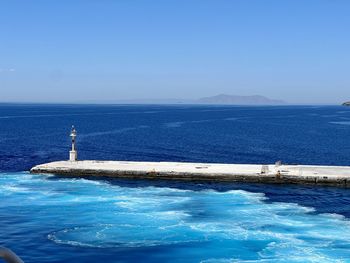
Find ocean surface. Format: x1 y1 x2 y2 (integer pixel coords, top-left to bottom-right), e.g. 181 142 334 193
1 104 350 262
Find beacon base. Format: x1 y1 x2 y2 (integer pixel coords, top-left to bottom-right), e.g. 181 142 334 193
69 150 78 162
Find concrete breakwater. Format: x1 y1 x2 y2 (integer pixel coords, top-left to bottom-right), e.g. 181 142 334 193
30 160 350 187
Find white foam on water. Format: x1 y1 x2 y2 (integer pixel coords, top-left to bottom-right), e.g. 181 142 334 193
142 111 163 114
164 119 218 128
329 121 350 125
321 213 346 220
79 125 149 139
76 178 105 186
114 194 191 211
164 121 185 128
191 119 215 123
0 185 30 193
204 189 268 203
46 185 350 261
3 172 350 261
48 224 207 248
321 115 339 118
150 210 191 219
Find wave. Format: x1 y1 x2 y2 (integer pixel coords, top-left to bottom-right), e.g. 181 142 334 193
164 117 241 128
0 185 30 193
79 125 149 138
48 224 206 248
44 187 350 263
329 121 350 125
2 172 350 261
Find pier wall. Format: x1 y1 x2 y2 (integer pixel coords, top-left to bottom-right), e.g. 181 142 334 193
30 160 350 187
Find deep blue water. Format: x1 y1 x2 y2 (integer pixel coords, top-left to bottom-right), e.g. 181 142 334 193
1 104 350 262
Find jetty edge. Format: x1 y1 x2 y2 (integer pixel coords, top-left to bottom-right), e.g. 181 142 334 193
30 127 350 187
30 160 350 187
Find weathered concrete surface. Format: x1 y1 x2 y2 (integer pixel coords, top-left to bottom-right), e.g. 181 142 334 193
30 160 350 187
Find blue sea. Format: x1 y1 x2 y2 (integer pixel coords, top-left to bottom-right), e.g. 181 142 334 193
1 104 350 263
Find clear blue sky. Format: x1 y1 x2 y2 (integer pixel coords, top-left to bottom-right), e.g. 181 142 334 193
1 0 349 104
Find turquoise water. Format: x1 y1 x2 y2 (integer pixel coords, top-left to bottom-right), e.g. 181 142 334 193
2 104 350 262
1 172 350 262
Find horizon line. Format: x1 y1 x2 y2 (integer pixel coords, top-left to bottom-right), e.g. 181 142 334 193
0 101 344 106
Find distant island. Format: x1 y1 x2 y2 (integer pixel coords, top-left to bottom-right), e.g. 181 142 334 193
197 94 286 105
342 101 350 106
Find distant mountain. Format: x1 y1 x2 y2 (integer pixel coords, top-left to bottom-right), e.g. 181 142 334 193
197 94 286 105
70 94 286 105
342 101 350 106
